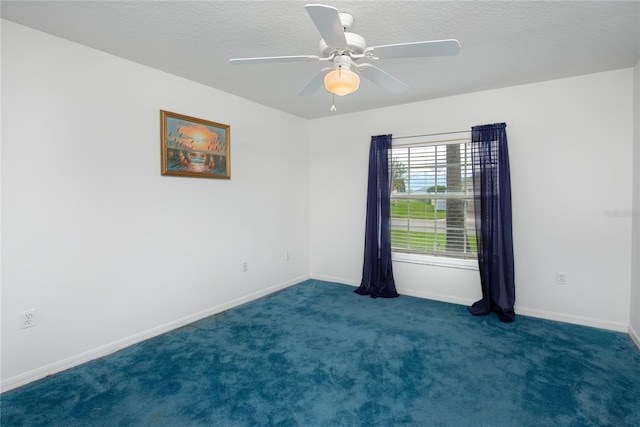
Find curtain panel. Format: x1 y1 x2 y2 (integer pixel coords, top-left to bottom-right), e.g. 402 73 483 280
355 134 399 298
468 123 516 322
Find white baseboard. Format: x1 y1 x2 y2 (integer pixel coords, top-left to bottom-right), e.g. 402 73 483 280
311 274 360 287
312 275 475 307
5 274 632 393
629 325 640 350
312 275 631 333
397 287 477 307
0 274 310 394
513 306 629 332
312 274 477 306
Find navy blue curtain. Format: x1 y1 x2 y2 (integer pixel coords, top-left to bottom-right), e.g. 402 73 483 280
468 123 516 322
355 134 399 298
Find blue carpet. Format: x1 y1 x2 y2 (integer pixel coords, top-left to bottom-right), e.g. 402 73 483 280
2 279 639 426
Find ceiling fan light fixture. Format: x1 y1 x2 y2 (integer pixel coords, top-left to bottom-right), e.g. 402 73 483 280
324 65 360 96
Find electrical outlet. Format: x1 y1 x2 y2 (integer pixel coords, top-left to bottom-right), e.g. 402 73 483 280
21 309 37 329
557 272 568 285
242 262 248 272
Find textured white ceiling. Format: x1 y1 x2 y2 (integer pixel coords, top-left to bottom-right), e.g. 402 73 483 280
2 1 639 119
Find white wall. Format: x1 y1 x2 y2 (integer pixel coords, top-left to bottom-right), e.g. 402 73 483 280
631 60 640 346
1 21 310 390
310 68 634 331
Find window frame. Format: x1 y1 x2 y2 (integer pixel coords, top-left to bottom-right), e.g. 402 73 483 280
389 133 478 269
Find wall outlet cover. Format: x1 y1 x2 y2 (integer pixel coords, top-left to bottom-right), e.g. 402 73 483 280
21 309 37 329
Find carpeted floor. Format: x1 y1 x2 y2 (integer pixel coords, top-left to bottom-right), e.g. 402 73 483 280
2 279 639 426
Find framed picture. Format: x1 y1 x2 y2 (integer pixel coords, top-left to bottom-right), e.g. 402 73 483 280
160 110 230 179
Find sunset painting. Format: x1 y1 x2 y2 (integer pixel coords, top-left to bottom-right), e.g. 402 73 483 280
160 111 230 179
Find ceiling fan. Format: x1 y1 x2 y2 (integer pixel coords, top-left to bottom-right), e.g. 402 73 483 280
229 4 461 98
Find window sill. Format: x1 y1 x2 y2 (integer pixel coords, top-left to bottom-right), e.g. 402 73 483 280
392 252 479 270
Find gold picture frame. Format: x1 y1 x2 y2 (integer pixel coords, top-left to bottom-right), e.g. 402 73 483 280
160 110 230 179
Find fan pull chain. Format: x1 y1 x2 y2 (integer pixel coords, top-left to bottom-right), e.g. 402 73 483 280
330 66 342 111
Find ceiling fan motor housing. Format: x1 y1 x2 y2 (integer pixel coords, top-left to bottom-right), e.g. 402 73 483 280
319 32 366 57
332 54 355 70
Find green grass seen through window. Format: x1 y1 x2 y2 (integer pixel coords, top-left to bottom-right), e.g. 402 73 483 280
390 199 446 220
392 230 477 254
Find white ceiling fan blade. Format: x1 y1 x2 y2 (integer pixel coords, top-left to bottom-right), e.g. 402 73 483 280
230 55 319 65
369 39 461 59
305 4 347 48
297 67 331 96
359 65 409 94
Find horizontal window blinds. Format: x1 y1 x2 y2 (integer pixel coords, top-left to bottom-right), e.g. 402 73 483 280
390 131 476 259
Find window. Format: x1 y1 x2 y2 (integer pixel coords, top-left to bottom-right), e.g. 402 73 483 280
390 133 477 260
